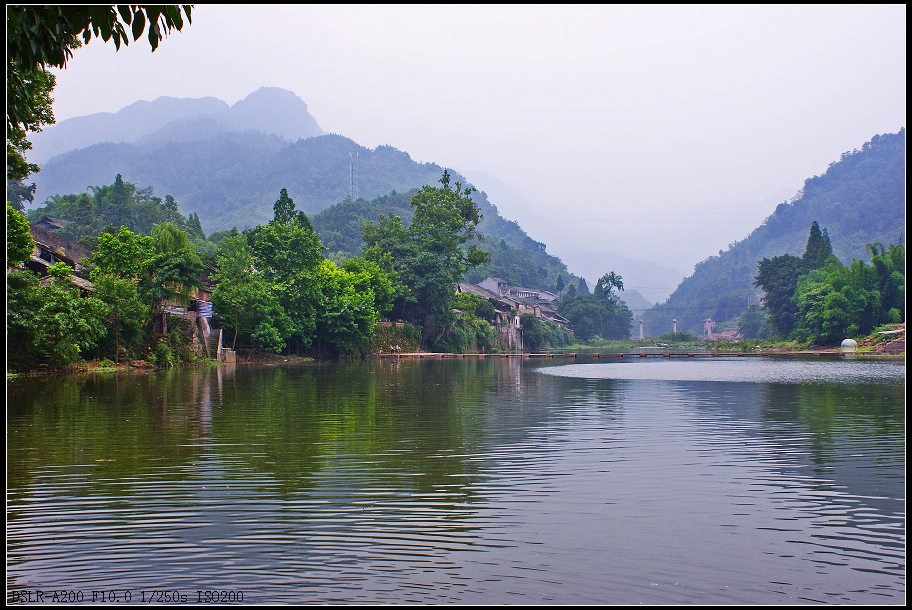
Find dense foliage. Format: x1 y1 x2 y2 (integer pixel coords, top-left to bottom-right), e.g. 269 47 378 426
443 293 499 353
753 221 833 337
557 272 633 341
209 189 402 357
311 183 583 294
7 202 35 265
26 174 205 247
12 172 574 363
754 222 904 344
7 207 125 369
360 172 490 346
6 64 55 181
519 314 572 352
643 129 905 335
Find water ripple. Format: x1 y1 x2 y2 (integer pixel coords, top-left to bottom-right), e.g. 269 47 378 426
7 359 905 604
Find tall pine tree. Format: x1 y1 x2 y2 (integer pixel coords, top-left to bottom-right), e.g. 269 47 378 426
802 220 833 270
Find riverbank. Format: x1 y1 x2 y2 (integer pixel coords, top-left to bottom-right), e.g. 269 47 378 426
553 331 905 358
10 341 902 379
6 352 316 379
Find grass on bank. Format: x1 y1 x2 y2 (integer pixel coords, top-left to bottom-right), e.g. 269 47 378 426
555 324 904 356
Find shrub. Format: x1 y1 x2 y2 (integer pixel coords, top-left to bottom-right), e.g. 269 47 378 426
153 341 174 367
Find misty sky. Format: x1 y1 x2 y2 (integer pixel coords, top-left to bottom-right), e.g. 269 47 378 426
45 5 906 297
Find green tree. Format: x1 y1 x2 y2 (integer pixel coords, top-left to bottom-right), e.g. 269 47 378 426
212 276 293 353
558 291 632 341
595 271 624 297
340 254 404 316
244 189 326 351
558 270 631 342
802 220 833 270
6 63 55 181
143 223 203 330
519 313 571 351
314 259 379 354
866 243 905 323
792 260 865 344
520 313 548 352
362 171 490 330
6 267 41 370
248 189 325 282
754 253 806 337
32 268 110 369
271 187 313 229
210 234 292 352
754 222 834 338
736 304 771 339
186 211 206 240
7 203 35 266
577 277 590 295
7 179 37 211
31 176 194 240
92 272 149 362
91 226 154 280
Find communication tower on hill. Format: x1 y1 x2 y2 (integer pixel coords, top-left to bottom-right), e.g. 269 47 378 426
349 151 359 200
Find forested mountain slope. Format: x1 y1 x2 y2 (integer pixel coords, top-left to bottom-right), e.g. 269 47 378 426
641 128 905 336
29 88 580 294
33 130 453 232
313 185 580 291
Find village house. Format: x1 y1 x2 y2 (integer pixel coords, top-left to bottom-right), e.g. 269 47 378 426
25 222 95 295
478 277 558 304
458 276 571 334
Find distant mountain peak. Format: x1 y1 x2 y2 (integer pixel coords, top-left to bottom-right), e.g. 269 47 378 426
226 87 323 142
28 87 323 163
233 86 308 106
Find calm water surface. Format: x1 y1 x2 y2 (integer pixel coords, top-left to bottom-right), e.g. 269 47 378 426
7 357 905 604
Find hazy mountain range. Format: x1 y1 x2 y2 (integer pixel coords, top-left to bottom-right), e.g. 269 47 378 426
28 87 324 164
27 87 663 303
24 88 903 325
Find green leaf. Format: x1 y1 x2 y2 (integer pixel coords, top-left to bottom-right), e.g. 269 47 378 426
148 20 161 50
132 9 145 41
117 5 132 24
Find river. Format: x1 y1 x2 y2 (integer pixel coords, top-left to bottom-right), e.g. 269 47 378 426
7 357 905 604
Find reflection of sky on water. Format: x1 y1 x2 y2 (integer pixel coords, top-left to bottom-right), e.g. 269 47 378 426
535 358 905 384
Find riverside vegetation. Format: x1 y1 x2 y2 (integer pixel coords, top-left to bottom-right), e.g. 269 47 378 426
8 185 903 374
8 172 611 373
750 221 904 346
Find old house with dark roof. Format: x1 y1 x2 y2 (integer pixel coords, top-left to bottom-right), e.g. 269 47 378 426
24 224 95 294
